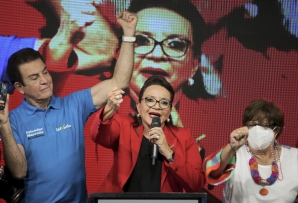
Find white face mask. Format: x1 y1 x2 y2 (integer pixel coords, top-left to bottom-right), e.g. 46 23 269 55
248 125 275 150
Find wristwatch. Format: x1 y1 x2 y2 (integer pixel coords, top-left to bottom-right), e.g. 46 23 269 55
166 152 175 163
122 36 136 42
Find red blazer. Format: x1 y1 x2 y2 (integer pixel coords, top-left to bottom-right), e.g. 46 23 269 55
90 108 206 192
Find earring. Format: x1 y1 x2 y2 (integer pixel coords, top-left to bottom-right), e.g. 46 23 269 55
166 118 170 122
137 113 140 117
188 78 194 86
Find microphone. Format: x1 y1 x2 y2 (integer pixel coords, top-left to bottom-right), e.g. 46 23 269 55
150 117 161 165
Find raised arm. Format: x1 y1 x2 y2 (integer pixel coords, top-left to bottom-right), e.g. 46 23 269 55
0 95 27 179
91 11 137 109
101 87 125 121
90 87 124 147
208 126 248 179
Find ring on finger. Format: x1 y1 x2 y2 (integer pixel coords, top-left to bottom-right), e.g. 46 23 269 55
115 95 120 100
156 135 160 140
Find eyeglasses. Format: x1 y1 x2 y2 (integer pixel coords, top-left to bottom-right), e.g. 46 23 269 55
134 34 192 58
142 97 171 109
246 121 276 130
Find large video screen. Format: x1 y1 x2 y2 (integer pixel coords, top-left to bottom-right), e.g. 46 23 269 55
0 0 297 202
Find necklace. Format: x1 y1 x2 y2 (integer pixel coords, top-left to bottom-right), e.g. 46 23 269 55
246 143 279 196
249 157 278 195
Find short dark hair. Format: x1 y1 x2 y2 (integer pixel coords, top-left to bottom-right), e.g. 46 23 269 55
242 99 284 138
139 76 175 104
6 48 44 86
128 0 206 57
132 76 175 127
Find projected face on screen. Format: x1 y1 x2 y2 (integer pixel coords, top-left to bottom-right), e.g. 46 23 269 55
129 8 198 105
1 1 298 201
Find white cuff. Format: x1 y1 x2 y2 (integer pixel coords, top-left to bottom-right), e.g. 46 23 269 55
122 36 136 42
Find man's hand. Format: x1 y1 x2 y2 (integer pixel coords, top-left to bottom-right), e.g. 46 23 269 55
0 166 3 179
0 94 10 127
116 11 138 37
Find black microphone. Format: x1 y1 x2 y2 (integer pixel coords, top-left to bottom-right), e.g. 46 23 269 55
150 117 161 165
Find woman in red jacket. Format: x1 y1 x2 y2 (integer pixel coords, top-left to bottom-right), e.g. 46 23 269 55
90 76 205 192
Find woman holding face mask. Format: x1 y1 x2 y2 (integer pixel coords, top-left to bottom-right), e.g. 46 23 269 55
204 99 298 203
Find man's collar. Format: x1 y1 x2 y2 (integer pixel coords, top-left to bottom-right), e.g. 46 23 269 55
22 95 61 115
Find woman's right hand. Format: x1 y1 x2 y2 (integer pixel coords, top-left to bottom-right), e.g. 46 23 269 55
229 126 248 152
209 127 248 179
102 87 125 121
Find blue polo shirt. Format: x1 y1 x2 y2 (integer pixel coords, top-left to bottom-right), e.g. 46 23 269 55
9 88 96 203
0 36 36 94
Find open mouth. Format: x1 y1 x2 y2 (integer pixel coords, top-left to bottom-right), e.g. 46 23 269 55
149 112 161 117
140 68 169 78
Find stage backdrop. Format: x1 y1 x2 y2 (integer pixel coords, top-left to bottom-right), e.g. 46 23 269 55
0 1 297 202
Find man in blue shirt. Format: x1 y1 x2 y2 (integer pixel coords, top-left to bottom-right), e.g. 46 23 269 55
0 11 137 203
